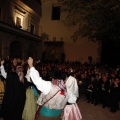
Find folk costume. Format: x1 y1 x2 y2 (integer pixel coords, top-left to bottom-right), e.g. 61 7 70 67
22 64 39 120
26 66 75 120
0 64 26 120
22 84 38 120
62 76 82 120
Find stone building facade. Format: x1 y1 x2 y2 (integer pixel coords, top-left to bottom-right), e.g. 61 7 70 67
0 0 101 63
40 0 101 63
0 0 42 60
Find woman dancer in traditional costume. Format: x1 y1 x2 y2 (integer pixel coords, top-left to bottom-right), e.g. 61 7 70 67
27 57 82 120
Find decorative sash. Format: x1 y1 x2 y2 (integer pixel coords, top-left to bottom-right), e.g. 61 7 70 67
34 90 60 120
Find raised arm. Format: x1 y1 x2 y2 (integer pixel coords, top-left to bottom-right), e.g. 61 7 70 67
27 57 51 95
0 60 7 79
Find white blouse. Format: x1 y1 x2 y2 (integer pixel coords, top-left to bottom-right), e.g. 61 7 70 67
26 67 52 95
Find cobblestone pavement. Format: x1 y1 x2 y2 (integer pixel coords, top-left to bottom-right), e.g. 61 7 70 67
77 96 120 120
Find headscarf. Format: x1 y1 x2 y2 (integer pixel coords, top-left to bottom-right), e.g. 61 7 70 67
52 79 66 91
16 65 24 83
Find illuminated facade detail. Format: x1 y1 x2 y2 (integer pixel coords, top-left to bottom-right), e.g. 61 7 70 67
0 0 101 63
0 0 42 59
16 17 22 28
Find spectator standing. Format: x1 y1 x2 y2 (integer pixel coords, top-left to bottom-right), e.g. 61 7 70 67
0 60 26 120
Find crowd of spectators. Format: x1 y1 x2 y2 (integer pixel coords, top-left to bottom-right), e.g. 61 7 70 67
1 57 120 114
34 60 120 113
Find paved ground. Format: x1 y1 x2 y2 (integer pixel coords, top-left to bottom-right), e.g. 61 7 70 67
77 96 120 120
0 96 120 120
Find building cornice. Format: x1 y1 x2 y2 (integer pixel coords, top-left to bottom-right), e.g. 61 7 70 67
11 0 41 19
0 21 41 42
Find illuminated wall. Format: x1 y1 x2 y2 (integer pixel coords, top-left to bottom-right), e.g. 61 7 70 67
0 0 41 59
0 0 41 36
40 0 101 63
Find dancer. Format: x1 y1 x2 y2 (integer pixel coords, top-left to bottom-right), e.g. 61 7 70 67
62 74 82 120
27 57 82 120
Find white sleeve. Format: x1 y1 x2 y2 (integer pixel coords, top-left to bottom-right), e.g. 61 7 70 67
25 69 31 82
0 65 7 79
29 67 51 95
67 89 77 103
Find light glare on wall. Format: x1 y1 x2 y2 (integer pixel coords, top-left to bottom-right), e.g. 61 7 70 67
15 16 23 28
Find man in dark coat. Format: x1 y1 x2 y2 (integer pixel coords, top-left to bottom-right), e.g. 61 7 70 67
0 60 26 120
110 77 120 112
